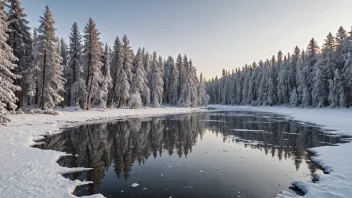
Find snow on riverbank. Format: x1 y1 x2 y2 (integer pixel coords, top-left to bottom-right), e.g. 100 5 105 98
0 107 206 198
210 105 352 198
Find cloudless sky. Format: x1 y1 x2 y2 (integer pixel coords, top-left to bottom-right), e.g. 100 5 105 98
21 0 352 79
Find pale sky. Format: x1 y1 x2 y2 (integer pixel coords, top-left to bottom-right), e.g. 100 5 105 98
22 0 352 79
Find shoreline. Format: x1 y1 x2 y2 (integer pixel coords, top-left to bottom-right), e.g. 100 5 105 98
0 107 208 198
209 105 352 198
1 105 351 198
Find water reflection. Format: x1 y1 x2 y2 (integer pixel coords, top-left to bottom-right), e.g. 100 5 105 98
36 112 344 198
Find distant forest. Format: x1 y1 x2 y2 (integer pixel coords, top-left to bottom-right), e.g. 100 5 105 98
206 26 352 108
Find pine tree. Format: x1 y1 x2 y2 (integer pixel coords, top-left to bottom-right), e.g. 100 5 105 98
35 6 65 110
131 48 150 105
168 56 179 105
68 22 86 107
312 65 326 107
289 87 298 107
305 38 320 106
82 18 104 110
108 36 123 107
197 73 208 106
188 59 198 107
6 0 33 108
247 63 256 104
118 35 133 107
150 51 163 107
343 51 352 106
178 55 191 107
0 3 21 123
99 44 112 108
60 38 70 105
175 54 183 99
334 68 345 107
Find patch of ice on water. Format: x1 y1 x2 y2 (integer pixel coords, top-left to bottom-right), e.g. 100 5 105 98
131 183 139 188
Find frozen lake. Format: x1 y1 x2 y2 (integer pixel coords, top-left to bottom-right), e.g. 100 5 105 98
35 111 346 198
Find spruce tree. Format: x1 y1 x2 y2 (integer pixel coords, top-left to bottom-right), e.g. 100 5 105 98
197 73 208 106
60 38 69 105
150 51 163 107
131 48 150 105
0 3 21 123
6 0 33 108
168 56 179 105
108 36 123 107
82 18 104 109
68 22 86 107
35 5 65 110
99 44 112 108
118 35 133 107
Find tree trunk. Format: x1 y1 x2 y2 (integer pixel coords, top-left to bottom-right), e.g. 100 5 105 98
40 52 47 110
86 74 93 110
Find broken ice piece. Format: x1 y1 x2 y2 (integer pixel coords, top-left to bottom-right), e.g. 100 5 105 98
142 188 147 190
200 170 204 173
131 183 139 188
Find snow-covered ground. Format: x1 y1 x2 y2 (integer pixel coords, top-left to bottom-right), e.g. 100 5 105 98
0 107 206 198
210 105 352 198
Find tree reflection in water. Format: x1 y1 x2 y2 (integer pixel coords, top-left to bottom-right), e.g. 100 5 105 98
36 112 344 198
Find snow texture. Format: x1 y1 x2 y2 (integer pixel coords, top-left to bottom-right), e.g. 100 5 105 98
0 107 205 198
210 105 352 198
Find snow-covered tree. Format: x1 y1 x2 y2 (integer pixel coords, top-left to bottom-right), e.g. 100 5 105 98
178 55 191 107
60 38 70 105
150 51 163 107
35 6 65 110
68 22 86 107
188 59 198 107
98 44 112 108
168 56 179 105
128 92 142 109
117 35 133 107
312 66 326 107
175 54 183 99
334 68 345 107
163 56 171 103
108 36 123 107
197 73 208 106
6 0 33 108
0 3 21 123
289 87 298 107
82 18 104 109
131 48 150 105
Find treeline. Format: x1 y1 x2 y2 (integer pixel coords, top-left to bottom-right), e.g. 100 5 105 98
206 26 352 108
0 1 208 123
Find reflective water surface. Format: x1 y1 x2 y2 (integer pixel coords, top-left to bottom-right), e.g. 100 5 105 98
35 111 346 198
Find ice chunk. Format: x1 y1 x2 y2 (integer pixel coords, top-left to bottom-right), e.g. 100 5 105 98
131 183 139 188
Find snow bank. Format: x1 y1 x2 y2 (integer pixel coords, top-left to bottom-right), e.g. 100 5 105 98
210 105 352 198
0 107 206 198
